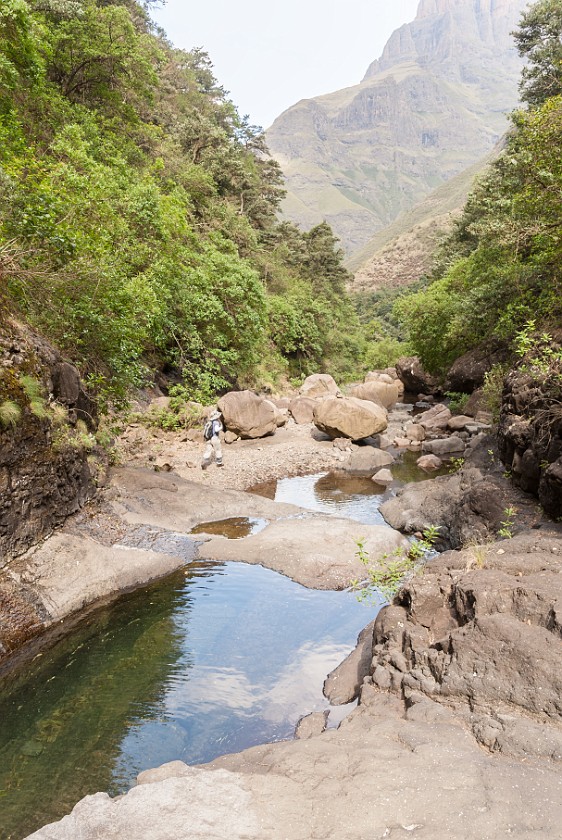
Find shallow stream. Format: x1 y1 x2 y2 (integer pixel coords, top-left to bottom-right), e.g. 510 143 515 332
0 454 435 839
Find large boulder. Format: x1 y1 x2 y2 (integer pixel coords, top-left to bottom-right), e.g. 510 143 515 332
444 341 510 393
288 397 316 424
313 396 387 441
263 399 288 428
345 447 394 476
415 404 452 434
365 370 405 396
299 373 340 399
349 381 400 409
217 391 276 439
422 437 466 456
396 356 440 396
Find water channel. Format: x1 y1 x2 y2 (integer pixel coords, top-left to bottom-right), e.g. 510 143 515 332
0 453 437 840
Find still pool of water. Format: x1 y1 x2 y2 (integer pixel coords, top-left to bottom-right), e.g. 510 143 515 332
0 454 439 840
250 449 446 524
0 560 372 839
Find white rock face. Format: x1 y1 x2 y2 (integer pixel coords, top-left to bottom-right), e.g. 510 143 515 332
26 768 261 839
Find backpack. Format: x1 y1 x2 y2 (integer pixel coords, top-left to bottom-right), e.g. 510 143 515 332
203 419 214 441
203 417 220 440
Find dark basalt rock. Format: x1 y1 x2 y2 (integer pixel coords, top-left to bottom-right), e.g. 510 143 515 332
395 356 441 397
0 321 97 565
444 341 510 393
498 367 562 519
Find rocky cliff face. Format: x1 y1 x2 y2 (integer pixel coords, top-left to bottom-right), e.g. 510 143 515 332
267 0 527 257
498 366 562 520
0 320 97 565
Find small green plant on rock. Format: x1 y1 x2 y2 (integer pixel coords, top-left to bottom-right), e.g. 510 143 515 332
0 400 22 428
498 506 517 539
445 391 470 413
514 321 562 377
482 365 510 423
20 375 49 419
352 525 440 604
448 456 465 474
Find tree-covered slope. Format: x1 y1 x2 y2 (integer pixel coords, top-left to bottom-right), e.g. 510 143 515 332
0 0 370 407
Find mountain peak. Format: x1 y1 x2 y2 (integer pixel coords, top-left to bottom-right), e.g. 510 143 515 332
363 0 524 81
266 0 528 257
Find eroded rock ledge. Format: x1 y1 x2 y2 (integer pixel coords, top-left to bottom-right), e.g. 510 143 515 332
368 528 562 762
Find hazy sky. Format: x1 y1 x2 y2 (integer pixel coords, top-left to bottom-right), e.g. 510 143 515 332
152 1 420 129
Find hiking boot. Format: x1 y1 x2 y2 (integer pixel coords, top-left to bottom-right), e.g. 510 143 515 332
216 461 224 467
201 460 210 470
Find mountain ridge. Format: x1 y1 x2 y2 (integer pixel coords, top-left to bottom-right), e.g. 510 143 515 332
266 0 527 258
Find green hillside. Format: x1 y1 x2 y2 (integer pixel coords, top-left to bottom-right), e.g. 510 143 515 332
267 0 527 257
0 0 371 408
346 152 497 288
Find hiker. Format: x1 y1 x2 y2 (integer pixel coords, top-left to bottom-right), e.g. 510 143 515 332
201 409 224 469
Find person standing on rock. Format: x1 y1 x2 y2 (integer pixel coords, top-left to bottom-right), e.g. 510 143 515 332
201 409 224 469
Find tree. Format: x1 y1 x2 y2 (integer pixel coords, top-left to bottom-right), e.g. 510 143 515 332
514 0 562 107
0 0 42 100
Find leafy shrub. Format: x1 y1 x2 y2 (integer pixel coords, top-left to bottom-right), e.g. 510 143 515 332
352 526 441 604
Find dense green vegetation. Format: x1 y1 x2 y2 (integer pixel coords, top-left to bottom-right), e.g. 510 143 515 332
0 0 371 407
394 0 562 375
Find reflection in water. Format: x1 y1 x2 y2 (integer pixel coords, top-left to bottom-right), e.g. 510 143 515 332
252 449 449 525
190 517 267 539
391 447 450 483
268 472 388 525
0 562 371 840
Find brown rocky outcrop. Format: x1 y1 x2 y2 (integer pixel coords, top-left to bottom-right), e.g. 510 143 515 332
395 357 440 396
313 396 387 441
0 322 96 565
368 527 562 760
498 367 562 519
380 434 540 548
217 391 277 439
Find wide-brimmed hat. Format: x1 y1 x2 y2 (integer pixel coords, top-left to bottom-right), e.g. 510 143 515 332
209 409 221 420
